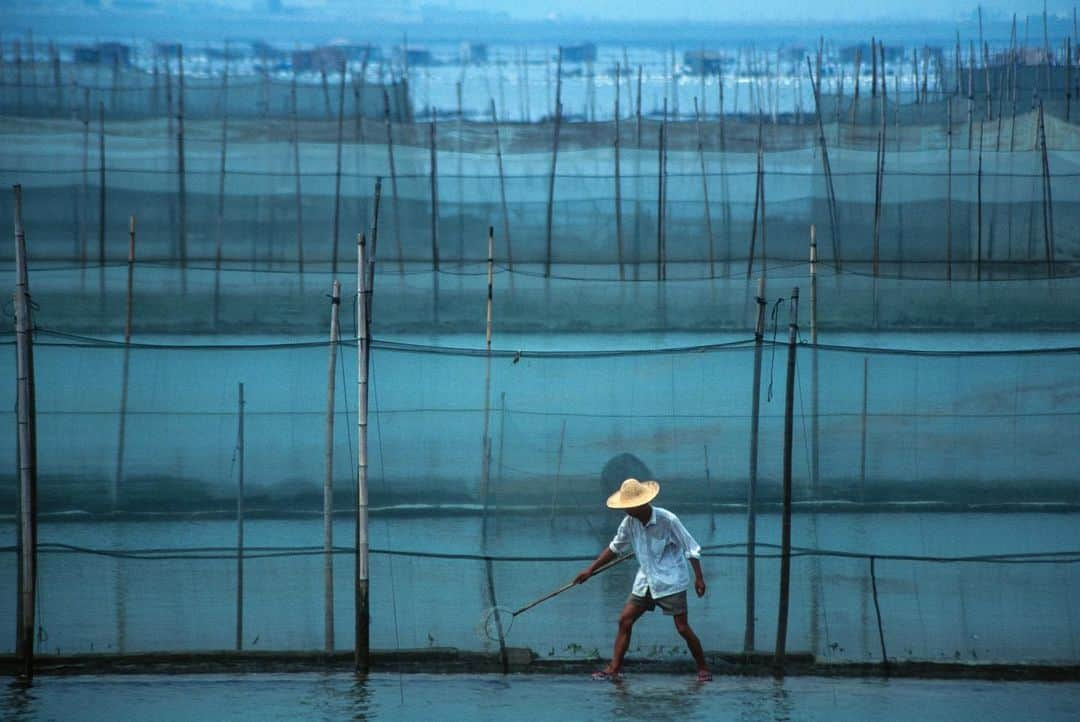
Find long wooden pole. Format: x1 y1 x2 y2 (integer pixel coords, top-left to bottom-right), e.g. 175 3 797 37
614 64 624 280
490 100 513 270
429 119 440 271
177 45 187 281
480 225 508 671
331 62 346 276
545 48 563 278
115 215 136 511
355 233 371 672
774 286 799 673
806 57 841 269
1038 102 1056 278
215 53 230 324
382 88 403 273
290 70 305 275
946 97 953 280
744 276 766 653
694 96 715 277
13 184 38 682
98 102 106 270
235 382 245 651
323 279 341 651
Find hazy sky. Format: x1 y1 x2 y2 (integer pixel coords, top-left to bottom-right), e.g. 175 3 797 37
416 0 1072 22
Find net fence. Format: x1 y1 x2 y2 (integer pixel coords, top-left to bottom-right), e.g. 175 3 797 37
2 329 1078 664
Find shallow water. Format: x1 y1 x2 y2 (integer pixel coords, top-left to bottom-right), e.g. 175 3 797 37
3 673 1079 722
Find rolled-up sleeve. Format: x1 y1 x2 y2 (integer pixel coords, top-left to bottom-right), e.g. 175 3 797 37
671 516 702 559
609 517 632 555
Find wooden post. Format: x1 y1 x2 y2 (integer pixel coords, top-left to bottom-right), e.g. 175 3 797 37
545 47 563 278
114 215 136 512
806 57 841 270
774 286 799 674
946 97 953 280
657 103 666 281
13 184 39 682
1038 102 1055 278
97 102 106 274
747 117 764 279
977 119 984 281
355 233 371 673
744 276 766 653
809 227 819 494
479 224 508 670
615 64 625 280
871 36 878 99
236 382 245 651
323 280 341 652
694 96 715 277
860 358 868 497
215 55 230 323
177 45 187 279
331 61 346 276
490 100 512 270
429 119 440 271
382 88 403 273
290 71 305 275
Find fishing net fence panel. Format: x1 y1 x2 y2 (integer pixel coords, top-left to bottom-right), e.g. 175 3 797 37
1 334 1078 662
2 111 1080 275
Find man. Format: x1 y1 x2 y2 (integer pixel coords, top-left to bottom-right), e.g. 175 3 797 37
574 477 711 682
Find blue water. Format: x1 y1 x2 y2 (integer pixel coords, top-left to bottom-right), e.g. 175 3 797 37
3 673 1079 721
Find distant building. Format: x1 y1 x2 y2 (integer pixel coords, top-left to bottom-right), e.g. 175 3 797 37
682 50 726 75
395 47 436 67
462 42 487 64
74 42 132 66
561 43 597 63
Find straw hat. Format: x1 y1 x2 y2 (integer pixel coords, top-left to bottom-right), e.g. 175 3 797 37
606 478 660 509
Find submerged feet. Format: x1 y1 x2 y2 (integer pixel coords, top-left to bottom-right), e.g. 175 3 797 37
696 669 713 682
591 668 622 681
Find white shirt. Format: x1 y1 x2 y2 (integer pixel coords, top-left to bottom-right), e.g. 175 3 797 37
608 506 702 599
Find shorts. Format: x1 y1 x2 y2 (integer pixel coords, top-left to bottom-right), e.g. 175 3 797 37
627 589 688 617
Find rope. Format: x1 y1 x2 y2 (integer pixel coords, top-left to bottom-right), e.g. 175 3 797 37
18 542 1080 565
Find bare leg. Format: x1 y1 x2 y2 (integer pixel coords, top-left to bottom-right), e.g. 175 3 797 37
603 601 648 674
673 613 709 674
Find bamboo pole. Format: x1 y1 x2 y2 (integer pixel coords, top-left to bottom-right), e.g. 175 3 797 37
290 70 305 276
331 61 346 276
355 232 371 672
1038 102 1056 277
806 57 842 270
774 286 800 674
479 225 509 671
809 226 819 493
977 118 984 281
657 99 667 281
13 184 39 682
382 88 403 273
490 100 512 270
871 36 878 99
744 276 767 653
615 65 625 280
719 77 730 275
428 119 440 271
115 215 136 511
80 88 89 276
177 45 187 281
694 96 715 277
946 97 953 280
545 48 563 278
635 64 643 280
98 102 106 271
215 53 230 324
236 382 245 651
323 280 341 652
747 117 765 279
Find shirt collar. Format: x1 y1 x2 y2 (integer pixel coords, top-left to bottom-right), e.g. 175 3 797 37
642 506 657 527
